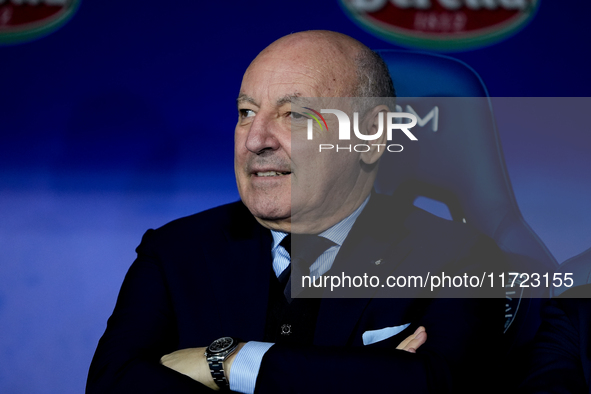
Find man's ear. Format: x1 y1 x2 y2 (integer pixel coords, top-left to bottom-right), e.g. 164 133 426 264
359 105 390 166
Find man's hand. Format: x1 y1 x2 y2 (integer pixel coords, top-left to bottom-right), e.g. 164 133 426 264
160 347 218 390
160 343 245 391
396 326 427 353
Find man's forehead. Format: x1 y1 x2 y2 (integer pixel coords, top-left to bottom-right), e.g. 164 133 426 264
239 51 356 103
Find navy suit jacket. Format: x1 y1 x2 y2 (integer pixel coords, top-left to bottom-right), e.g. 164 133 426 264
87 193 505 393
521 284 591 394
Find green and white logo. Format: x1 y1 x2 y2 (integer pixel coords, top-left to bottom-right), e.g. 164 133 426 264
0 0 80 45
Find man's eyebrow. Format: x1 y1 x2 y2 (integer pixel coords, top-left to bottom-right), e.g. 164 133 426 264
236 93 302 108
276 94 301 107
236 94 258 108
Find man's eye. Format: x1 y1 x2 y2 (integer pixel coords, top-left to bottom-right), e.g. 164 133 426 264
289 112 305 119
239 109 255 118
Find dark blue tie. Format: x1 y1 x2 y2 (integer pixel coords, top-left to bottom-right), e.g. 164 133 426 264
278 234 336 303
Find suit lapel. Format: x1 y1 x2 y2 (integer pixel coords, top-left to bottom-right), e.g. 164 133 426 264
315 193 414 346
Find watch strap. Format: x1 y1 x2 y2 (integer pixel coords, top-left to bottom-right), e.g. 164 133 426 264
205 337 239 390
208 355 229 389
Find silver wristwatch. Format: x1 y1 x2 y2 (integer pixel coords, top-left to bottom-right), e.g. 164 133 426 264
204 337 239 390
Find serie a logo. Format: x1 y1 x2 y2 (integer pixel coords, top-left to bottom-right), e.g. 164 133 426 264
304 108 419 153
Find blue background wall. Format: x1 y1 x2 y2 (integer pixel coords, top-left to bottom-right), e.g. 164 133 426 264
0 1 590 393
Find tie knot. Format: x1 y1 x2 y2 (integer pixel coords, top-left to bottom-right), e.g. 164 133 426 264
278 234 336 303
279 233 336 266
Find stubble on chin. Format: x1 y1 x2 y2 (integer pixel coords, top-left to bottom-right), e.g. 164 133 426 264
241 189 291 231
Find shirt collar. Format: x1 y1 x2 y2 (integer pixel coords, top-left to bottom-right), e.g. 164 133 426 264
270 195 370 250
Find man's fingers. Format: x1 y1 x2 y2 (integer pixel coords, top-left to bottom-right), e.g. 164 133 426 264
396 326 427 352
405 331 427 353
396 336 412 350
395 326 423 350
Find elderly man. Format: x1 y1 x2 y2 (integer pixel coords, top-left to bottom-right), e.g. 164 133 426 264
87 31 503 393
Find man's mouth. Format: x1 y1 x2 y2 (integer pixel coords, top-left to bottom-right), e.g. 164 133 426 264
255 171 291 177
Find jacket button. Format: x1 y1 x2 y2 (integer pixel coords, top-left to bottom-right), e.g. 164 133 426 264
281 324 292 335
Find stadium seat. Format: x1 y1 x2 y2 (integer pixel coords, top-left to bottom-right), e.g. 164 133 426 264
553 247 591 296
374 50 558 358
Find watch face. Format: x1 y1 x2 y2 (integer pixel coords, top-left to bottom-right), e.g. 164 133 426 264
208 337 235 353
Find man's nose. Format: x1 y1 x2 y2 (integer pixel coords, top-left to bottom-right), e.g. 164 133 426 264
245 115 281 154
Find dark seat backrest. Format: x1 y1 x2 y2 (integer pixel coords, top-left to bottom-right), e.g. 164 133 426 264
374 50 558 353
554 247 591 296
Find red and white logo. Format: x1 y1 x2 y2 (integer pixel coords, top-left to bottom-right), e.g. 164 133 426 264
339 0 539 51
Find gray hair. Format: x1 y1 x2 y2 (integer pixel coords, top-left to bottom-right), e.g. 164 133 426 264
353 48 396 116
